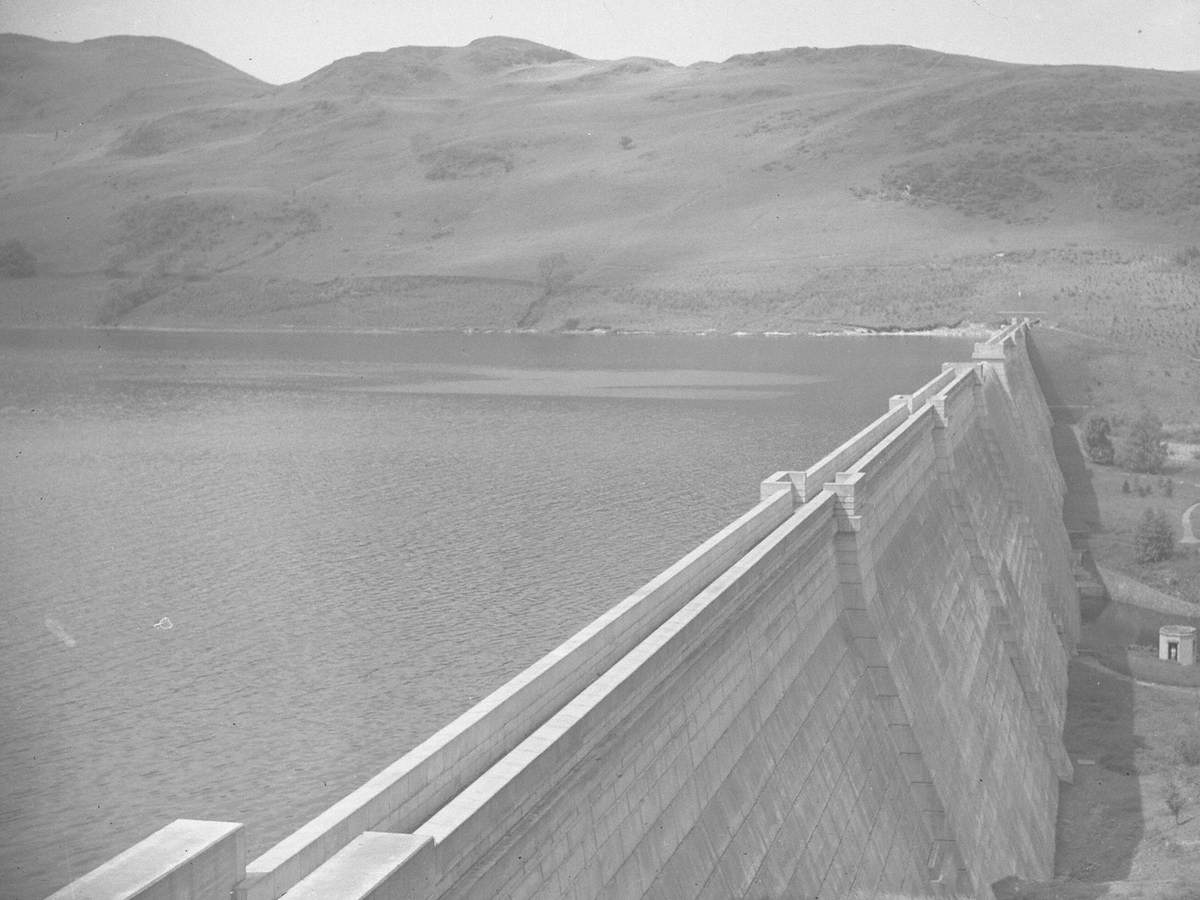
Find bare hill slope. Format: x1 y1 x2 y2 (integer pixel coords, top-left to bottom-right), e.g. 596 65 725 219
0 33 269 129
1 34 1198 359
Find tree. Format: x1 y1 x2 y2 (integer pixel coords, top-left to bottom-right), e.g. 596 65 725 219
1116 410 1168 474
1082 414 1114 464
0 239 36 277
537 253 574 296
1133 508 1175 564
1165 775 1186 824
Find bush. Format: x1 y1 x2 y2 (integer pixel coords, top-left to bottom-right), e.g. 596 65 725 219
1134 508 1175 564
0 239 36 277
114 121 168 157
1178 735 1200 767
1165 775 1186 824
537 252 574 296
421 142 514 180
1116 410 1168 474
1082 414 1114 464
1174 244 1200 267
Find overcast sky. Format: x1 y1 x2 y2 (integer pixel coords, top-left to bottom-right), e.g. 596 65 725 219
2 0 1197 84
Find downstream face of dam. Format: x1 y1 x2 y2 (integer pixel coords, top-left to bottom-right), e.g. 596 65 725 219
51 322 1079 900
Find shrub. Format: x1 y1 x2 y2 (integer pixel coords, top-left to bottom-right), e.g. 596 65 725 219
115 196 232 258
1082 414 1114 464
1116 410 1169 474
114 121 168 157
1178 735 1200 767
880 152 1046 219
1134 508 1175 564
0 239 36 277
1165 775 1186 824
1174 244 1200 267
421 142 514 180
537 252 574 296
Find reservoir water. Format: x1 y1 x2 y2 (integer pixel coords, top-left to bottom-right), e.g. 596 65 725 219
0 327 970 899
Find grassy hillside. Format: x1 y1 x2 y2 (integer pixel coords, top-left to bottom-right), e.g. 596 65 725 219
3 33 1199 898
1 34 1198 363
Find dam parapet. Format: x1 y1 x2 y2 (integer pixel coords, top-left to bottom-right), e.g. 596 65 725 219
48 321 1079 900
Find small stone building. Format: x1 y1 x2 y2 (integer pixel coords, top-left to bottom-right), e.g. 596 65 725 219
1159 625 1196 665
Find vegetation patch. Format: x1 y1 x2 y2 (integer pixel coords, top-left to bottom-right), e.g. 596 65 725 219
112 195 235 260
0 238 36 277
108 194 320 275
112 120 170 157
421 142 516 180
97 270 169 324
1175 246 1200 268
882 152 1046 219
112 108 259 156
1084 461 1200 604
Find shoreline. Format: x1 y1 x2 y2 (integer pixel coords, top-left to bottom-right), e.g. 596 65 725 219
0 319 1001 340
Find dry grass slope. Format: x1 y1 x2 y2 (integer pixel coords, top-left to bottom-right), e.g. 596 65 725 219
0 33 1198 377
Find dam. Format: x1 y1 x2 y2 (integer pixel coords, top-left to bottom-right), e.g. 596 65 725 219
50 321 1080 900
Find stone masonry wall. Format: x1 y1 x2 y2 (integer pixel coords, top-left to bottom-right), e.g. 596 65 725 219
372 321 1076 900
412 496 940 899
49 323 1077 900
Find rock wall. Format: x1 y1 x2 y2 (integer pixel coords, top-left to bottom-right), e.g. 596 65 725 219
49 322 1078 900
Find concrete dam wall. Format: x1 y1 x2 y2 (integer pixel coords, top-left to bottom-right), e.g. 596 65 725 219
51 322 1080 900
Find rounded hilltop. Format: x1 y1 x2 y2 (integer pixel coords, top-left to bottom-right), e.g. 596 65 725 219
465 35 581 69
293 35 581 94
0 30 1198 379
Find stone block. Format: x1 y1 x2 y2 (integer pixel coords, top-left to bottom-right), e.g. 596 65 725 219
278 833 432 900
49 819 244 900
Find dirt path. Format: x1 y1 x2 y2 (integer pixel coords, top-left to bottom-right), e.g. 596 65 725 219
1183 502 1199 545
1075 654 1200 695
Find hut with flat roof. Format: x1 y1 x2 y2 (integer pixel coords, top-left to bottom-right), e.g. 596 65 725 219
1159 625 1196 665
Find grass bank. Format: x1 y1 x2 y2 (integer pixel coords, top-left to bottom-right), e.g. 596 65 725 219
1018 328 1200 898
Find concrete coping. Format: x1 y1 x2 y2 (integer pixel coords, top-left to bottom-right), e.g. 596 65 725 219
412 491 840 847
239 487 797 900
841 403 937 480
811 357 982 508
928 366 981 427
796 405 908 501
1160 625 1197 637
761 470 803 501
820 363 978 514
279 833 433 900
973 320 1027 359
46 819 244 900
890 366 956 414
939 365 979 401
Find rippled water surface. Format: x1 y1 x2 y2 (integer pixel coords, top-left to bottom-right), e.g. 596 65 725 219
0 327 969 898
